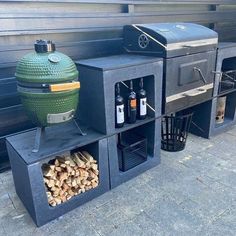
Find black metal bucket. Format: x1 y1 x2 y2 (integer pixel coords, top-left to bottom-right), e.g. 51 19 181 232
161 113 193 152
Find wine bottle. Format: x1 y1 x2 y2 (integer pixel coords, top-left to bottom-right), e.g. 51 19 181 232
127 80 137 124
115 83 125 128
137 78 147 119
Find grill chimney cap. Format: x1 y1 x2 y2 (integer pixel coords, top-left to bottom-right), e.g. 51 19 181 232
34 39 56 53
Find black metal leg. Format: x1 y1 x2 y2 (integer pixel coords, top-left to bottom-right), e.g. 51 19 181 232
32 127 44 153
73 120 87 136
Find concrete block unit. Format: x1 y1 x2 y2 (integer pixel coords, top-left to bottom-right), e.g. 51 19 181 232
6 122 109 226
76 55 163 135
108 119 161 189
187 43 236 138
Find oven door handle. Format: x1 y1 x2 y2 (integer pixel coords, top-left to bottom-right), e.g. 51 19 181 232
193 67 207 84
183 88 207 97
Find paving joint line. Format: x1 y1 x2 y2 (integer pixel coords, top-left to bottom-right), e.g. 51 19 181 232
205 175 234 189
8 193 17 210
208 208 231 224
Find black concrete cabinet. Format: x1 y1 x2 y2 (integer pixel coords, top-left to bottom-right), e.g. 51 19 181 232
76 54 163 135
6 54 163 226
6 123 110 227
188 43 236 138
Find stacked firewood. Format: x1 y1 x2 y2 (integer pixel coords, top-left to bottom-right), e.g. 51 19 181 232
42 151 99 207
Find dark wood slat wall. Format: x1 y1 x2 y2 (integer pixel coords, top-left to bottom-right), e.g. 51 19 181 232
0 0 236 170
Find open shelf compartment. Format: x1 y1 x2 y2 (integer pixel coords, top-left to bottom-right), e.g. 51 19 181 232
108 119 161 189
214 91 236 128
218 57 236 95
117 130 148 172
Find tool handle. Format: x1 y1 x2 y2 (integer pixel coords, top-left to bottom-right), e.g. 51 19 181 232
50 81 80 92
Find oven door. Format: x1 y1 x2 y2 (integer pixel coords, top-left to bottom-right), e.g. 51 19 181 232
164 50 216 114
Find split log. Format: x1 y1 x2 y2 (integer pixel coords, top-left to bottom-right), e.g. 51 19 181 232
42 150 99 207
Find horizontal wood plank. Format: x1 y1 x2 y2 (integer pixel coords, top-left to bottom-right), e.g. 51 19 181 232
0 38 123 65
1 11 236 35
1 0 236 5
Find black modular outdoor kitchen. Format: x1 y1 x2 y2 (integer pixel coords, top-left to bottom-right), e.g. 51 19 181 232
123 23 218 114
3 19 236 226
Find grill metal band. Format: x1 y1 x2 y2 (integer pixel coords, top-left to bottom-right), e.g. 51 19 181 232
167 38 218 51
17 81 80 93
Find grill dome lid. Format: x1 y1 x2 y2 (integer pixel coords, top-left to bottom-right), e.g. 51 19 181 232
15 39 78 84
123 23 218 58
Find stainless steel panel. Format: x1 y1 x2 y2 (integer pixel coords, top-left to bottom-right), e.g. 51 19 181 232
165 50 217 97
179 59 207 86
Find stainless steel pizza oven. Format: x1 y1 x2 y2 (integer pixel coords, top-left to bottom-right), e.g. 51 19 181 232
123 23 218 114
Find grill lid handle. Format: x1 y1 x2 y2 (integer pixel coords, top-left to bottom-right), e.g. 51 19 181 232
193 67 207 84
182 42 208 48
34 39 56 53
49 81 80 92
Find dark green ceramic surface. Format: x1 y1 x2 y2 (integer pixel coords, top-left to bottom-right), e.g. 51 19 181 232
19 90 79 127
15 51 78 83
16 49 79 127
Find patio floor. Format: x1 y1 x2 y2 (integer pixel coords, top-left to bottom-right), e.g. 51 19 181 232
0 127 235 236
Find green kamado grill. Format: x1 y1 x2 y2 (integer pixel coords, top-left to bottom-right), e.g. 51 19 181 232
16 40 81 152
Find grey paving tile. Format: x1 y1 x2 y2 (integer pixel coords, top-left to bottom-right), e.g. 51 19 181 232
179 196 227 224
192 175 236 205
0 210 36 236
215 207 236 229
3 191 27 215
201 225 235 236
206 166 236 189
0 220 6 235
183 139 214 155
148 167 207 205
225 125 236 137
145 197 205 236
89 210 129 235
0 193 15 218
53 219 100 236
132 211 165 236
0 170 13 183
199 208 236 236
102 218 143 236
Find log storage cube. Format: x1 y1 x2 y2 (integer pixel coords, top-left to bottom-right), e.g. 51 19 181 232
108 119 161 189
76 55 163 135
6 122 109 226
